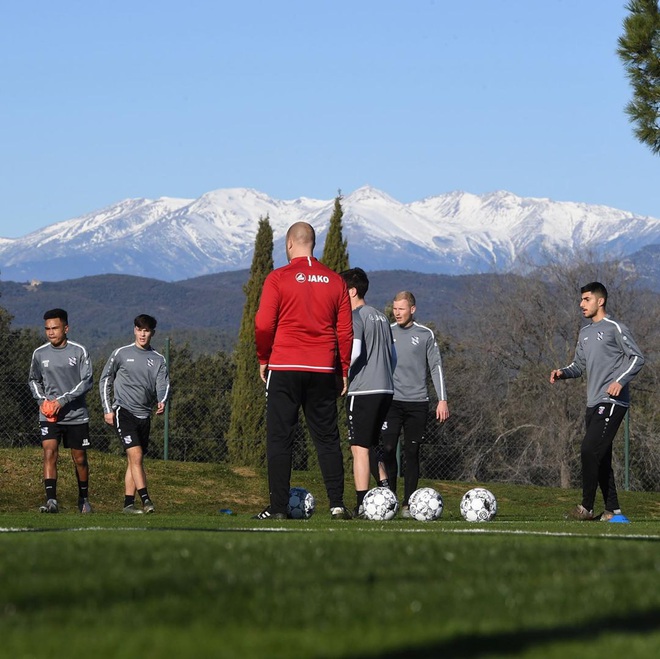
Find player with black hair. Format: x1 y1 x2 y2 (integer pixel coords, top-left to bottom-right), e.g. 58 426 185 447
550 281 644 521
341 267 396 517
100 314 170 514
29 308 94 513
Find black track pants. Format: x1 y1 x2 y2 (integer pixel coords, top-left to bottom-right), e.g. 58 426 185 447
581 403 627 512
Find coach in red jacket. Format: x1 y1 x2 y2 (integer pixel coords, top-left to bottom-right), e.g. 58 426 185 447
254 221 354 520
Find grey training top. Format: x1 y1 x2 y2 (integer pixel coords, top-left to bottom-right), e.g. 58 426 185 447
560 316 644 408
391 321 447 402
348 304 396 396
29 340 93 424
99 343 170 418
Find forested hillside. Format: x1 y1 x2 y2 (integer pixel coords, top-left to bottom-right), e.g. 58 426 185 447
0 269 493 356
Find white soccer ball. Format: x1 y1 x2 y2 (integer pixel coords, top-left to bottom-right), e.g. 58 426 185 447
460 487 497 522
408 487 444 521
287 487 316 519
362 487 399 521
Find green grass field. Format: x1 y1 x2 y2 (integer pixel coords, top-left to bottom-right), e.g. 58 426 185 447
1 448 659 658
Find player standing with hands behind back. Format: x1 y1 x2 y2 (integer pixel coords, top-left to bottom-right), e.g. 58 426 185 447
550 282 644 522
100 314 170 514
254 222 354 520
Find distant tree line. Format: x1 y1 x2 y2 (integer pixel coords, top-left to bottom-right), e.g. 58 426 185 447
0 306 40 446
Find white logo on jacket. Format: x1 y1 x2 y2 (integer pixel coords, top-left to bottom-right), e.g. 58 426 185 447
295 272 329 283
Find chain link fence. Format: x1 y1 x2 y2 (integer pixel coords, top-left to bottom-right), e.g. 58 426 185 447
2 343 659 492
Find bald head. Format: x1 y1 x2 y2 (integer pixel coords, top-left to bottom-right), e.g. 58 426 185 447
286 222 316 260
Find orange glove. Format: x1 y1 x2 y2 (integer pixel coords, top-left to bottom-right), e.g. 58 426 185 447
40 399 59 422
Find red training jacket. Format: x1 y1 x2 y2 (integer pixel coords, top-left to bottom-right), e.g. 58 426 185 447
255 256 353 376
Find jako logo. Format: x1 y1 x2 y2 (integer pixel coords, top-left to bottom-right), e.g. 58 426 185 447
296 273 329 283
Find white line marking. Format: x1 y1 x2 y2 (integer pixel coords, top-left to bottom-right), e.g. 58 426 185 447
1 525 659 540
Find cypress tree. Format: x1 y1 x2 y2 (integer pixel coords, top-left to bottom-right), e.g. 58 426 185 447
321 191 350 272
319 193 352 466
618 0 660 154
227 215 274 465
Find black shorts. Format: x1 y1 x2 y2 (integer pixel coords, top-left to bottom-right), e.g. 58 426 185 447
381 400 429 446
115 407 151 453
346 393 393 448
40 422 91 450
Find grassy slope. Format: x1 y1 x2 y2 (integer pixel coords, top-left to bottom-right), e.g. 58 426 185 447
3 447 660 520
1 448 659 659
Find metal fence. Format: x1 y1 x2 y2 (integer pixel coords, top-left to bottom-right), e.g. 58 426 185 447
3 354 659 493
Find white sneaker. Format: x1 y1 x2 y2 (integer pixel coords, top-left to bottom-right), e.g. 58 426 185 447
39 498 59 513
565 504 594 520
330 506 353 520
78 498 93 513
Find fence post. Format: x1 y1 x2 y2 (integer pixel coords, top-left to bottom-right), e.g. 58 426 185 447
624 409 630 491
164 336 170 461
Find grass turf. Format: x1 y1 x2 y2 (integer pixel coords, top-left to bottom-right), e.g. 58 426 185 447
1 448 659 658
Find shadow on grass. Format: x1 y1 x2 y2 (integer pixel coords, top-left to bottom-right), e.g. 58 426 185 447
375 609 660 658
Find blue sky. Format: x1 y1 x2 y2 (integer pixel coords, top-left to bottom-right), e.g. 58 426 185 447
1 1 658 238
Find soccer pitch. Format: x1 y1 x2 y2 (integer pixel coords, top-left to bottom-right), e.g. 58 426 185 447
1 514 659 659
1 449 659 658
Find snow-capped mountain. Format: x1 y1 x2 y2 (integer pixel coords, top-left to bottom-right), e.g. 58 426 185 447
1 186 659 282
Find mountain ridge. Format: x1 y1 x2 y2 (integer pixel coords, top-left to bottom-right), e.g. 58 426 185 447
2 186 660 282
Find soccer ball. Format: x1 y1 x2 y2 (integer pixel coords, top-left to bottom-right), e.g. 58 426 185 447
408 487 444 521
287 487 315 519
362 487 399 521
460 487 497 522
